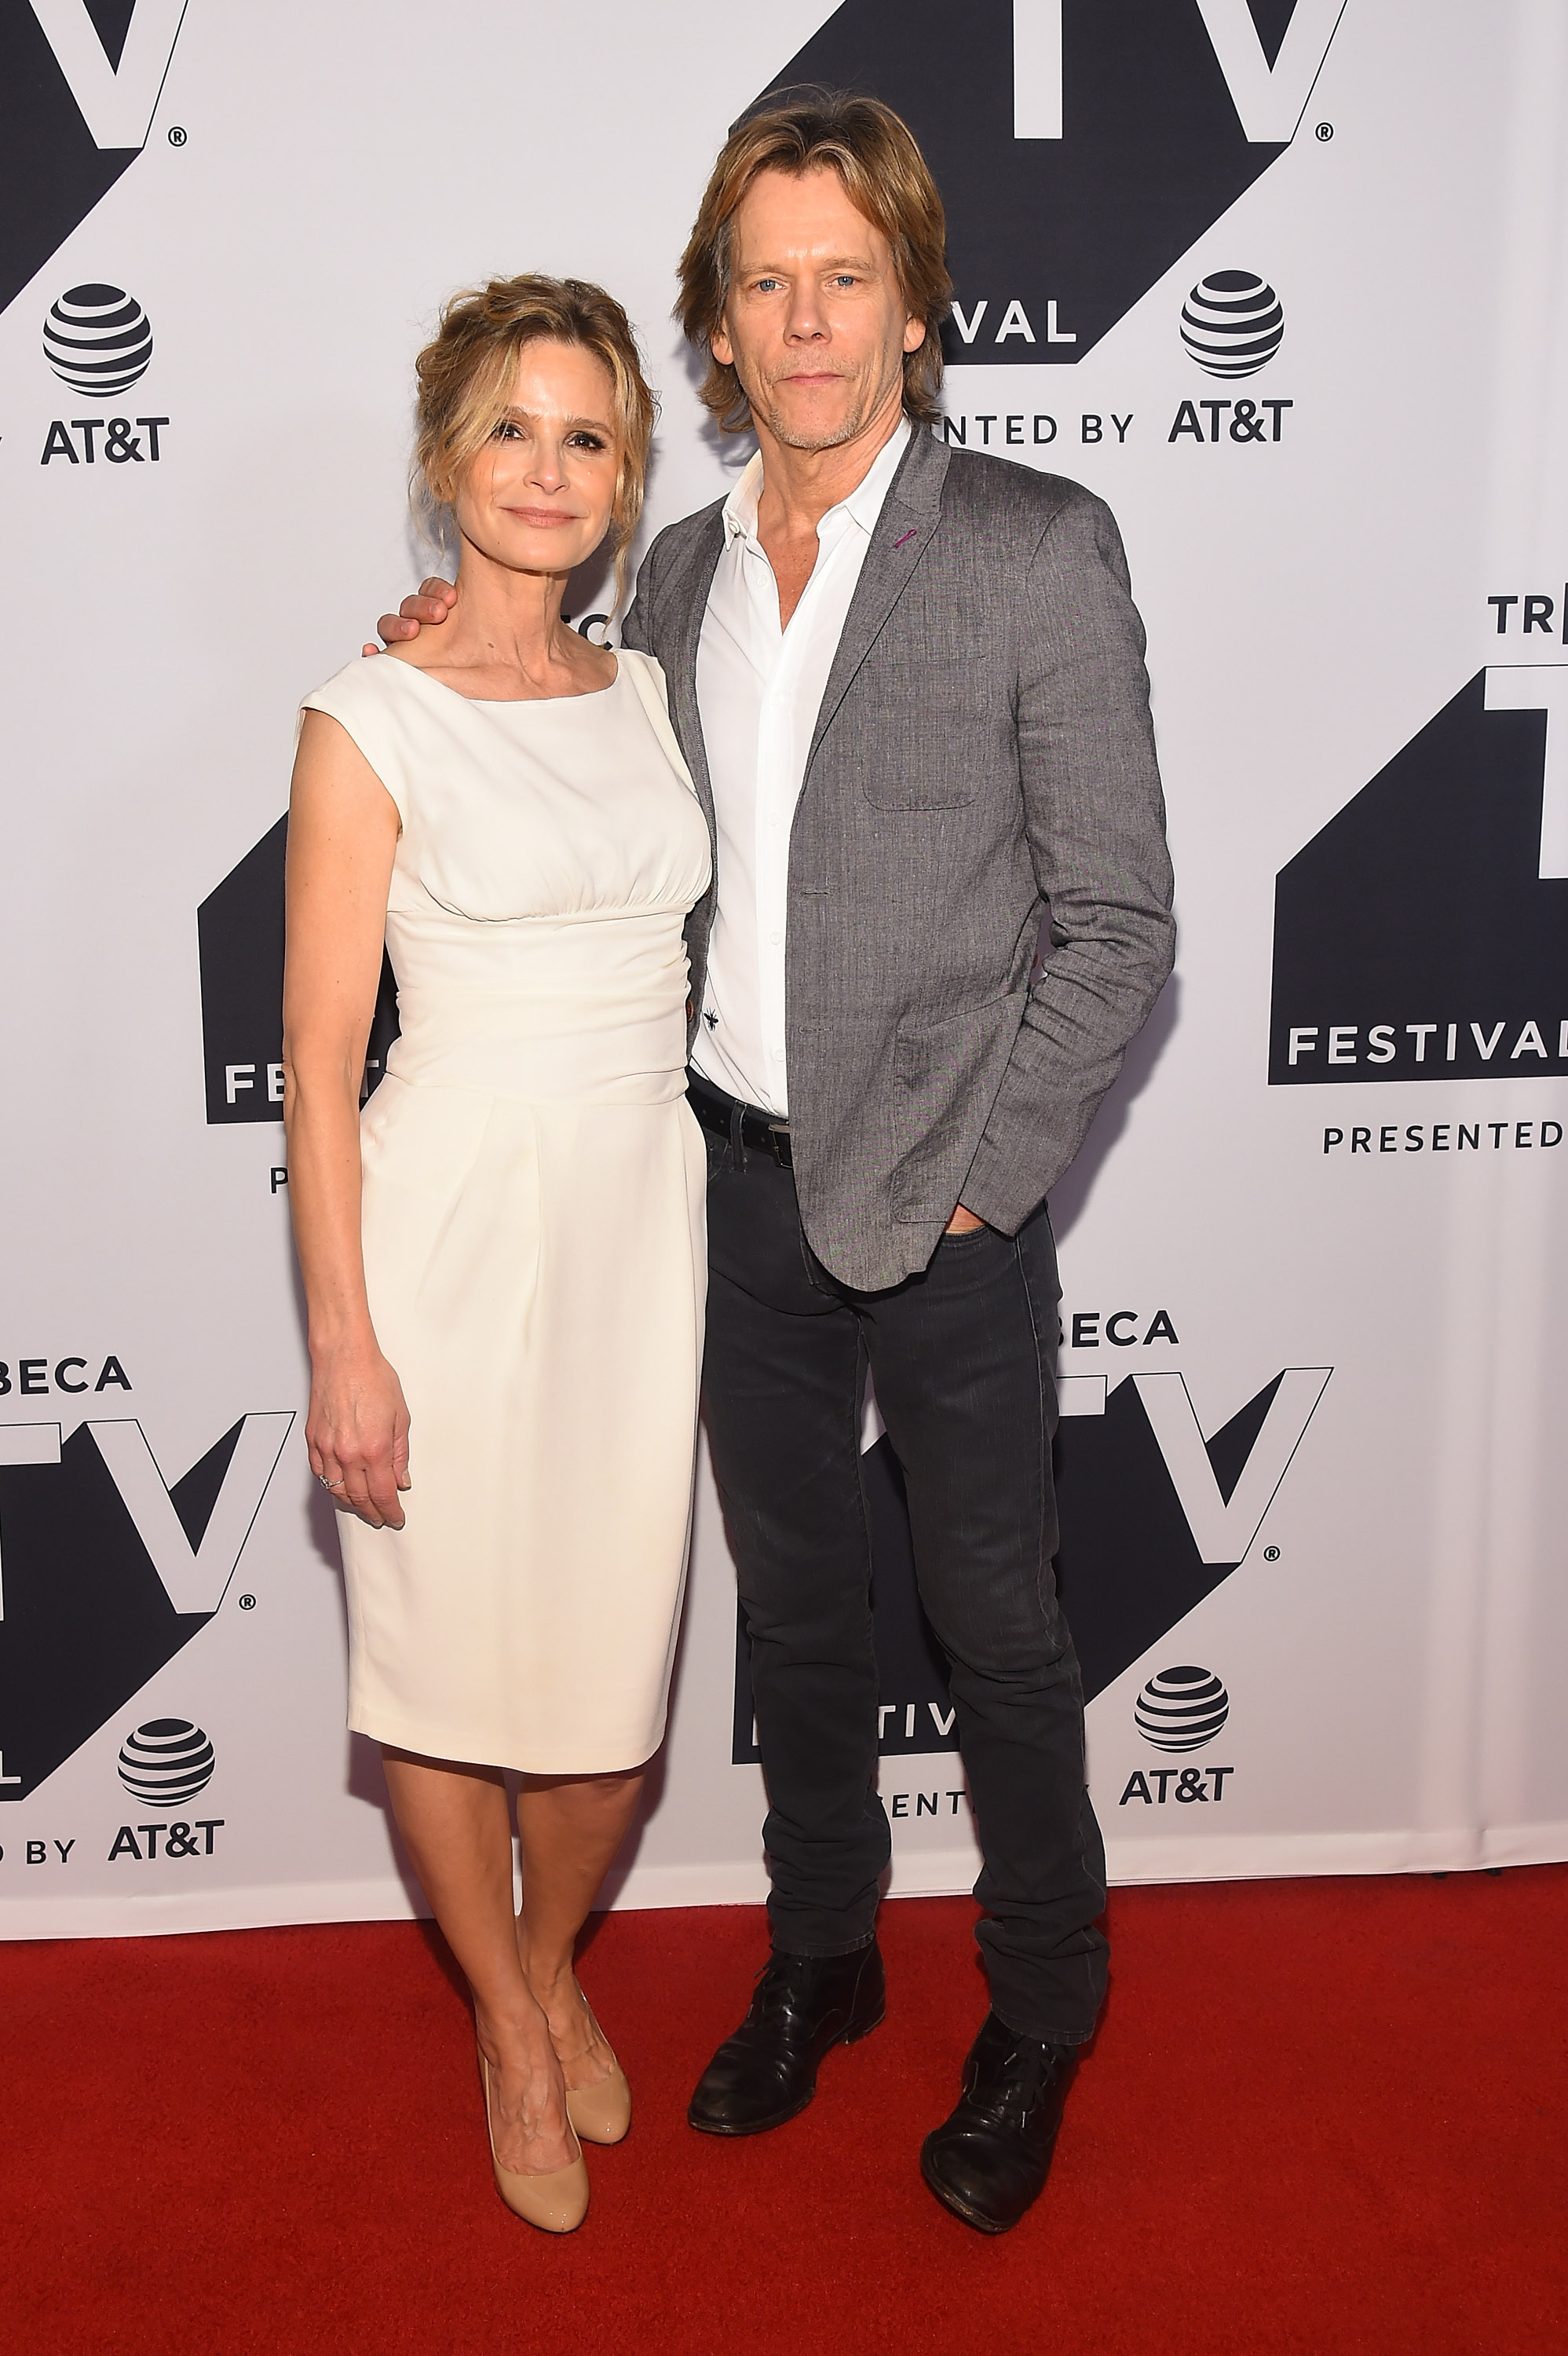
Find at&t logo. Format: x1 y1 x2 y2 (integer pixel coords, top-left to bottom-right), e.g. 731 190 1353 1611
107 1717 223 1864
44 283 152 393
1180 270 1285 377
1119 1663 1234 1809
107 1816 223 1862
118 1716 214 1805
38 281 169 469
1135 1664 1230 1750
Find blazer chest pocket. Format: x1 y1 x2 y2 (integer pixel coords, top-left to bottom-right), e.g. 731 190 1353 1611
857 653 999 810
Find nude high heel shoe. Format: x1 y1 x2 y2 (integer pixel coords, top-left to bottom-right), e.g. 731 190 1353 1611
477 2048 590 2232
563 1998 632 2146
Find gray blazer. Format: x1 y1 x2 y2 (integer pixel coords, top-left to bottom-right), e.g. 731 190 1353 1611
623 423 1175 1293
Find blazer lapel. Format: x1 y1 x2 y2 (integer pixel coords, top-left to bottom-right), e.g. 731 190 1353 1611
658 512 726 846
806 426 951 770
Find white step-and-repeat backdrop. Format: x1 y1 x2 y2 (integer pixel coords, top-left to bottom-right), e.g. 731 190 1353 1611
2 0 1565 1938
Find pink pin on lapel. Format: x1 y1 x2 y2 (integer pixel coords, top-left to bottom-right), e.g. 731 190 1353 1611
892 528 917 548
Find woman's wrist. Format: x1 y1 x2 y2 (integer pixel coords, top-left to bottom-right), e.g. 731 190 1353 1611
308 1321 381 1371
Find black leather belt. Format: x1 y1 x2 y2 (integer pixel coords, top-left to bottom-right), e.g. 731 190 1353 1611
686 1071 793 1167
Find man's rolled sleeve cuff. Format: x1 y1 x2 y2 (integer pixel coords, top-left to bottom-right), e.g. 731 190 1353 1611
959 1129 1064 1238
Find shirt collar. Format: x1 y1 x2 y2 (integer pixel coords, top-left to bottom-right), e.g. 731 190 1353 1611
721 415 914 547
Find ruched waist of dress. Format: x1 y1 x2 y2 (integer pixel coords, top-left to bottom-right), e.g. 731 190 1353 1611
383 983 691 1105
379 900 694 1105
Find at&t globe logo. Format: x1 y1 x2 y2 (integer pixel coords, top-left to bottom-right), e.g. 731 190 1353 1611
1180 270 1284 378
43 284 153 396
1134 1664 1230 1751
1118 1665 1234 1813
108 1718 226 1865
117 1718 215 1806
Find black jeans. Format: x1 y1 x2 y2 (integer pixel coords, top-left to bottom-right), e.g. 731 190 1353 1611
701 1118 1109 2046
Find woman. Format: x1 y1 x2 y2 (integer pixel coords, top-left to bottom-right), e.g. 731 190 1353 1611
282 277 710 2232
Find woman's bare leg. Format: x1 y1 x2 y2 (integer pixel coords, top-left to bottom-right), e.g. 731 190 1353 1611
381 1750 573 2174
515 1770 645 2089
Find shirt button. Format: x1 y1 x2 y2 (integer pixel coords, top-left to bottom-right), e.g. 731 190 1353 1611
769 931 783 945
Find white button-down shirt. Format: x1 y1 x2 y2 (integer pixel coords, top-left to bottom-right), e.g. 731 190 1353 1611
689 419 912 1117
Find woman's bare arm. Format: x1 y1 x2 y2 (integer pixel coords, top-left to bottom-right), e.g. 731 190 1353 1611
282 710 408 1527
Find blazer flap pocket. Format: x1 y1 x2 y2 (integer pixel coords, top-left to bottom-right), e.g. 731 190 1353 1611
896 989 1020 1085
892 990 1024 1220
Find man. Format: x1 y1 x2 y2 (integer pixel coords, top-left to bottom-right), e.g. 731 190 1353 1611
382 91 1174 2233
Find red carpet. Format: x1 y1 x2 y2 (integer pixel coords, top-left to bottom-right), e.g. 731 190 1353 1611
3 1870 1564 2355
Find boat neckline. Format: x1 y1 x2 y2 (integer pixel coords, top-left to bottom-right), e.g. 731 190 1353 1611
381 651 621 708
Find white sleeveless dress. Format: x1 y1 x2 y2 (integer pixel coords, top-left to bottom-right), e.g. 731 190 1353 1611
298 650 711 1774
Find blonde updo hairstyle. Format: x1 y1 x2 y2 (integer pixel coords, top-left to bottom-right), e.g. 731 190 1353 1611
413 273 656 605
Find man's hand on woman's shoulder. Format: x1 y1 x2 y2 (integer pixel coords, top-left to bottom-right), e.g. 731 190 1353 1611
361 576 459 658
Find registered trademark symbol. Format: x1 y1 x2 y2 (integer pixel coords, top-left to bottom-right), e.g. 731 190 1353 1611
1263 1546 1281 1562
1314 121 1333 142
167 125 187 146
238 1593 256 1610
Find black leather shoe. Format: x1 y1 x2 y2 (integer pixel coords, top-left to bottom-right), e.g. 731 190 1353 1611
919 2011 1079 2233
687 1942 885 2135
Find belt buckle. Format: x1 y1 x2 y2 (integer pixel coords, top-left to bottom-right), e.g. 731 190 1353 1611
764 1119 791 1167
